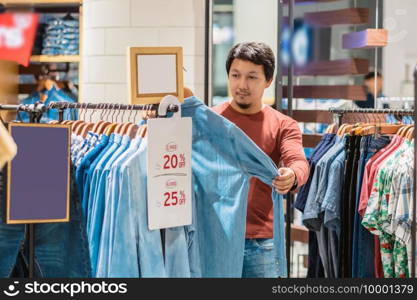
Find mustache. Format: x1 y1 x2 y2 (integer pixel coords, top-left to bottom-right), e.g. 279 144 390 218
236 90 250 96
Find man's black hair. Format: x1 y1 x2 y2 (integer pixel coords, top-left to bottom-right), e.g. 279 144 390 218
364 71 382 80
226 42 275 82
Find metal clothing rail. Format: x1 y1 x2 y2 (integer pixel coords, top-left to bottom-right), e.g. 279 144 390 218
329 107 415 115
0 102 180 114
329 108 415 128
0 100 180 278
329 106 416 278
0 102 180 122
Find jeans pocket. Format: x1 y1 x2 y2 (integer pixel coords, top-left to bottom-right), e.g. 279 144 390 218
255 238 274 251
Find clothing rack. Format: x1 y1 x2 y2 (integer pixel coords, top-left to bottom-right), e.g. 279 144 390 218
0 102 180 122
0 100 180 278
328 106 416 278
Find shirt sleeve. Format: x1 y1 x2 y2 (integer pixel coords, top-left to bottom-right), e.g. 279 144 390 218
278 118 309 189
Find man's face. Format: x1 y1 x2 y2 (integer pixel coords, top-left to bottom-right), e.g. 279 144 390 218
228 58 272 111
364 77 383 95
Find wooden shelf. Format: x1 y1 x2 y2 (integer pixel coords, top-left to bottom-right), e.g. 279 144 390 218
304 8 369 27
2 0 81 12
283 85 367 100
1 0 81 4
343 29 388 49
283 0 341 4
302 134 323 148
283 110 333 124
283 59 369 76
289 224 309 244
30 55 80 63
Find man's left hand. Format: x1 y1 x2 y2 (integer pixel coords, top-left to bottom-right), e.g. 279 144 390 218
273 168 296 195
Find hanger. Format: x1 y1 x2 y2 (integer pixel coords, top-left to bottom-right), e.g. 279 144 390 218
74 104 89 136
113 104 125 134
104 123 117 135
79 104 96 138
401 125 414 138
396 124 407 137
363 124 403 136
325 123 334 134
94 104 110 134
136 123 145 138
337 123 349 136
123 105 136 138
102 104 118 135
136 124 148 138
91 104 105 133
405 126 414 140
118 105 133 136
72 103 86 134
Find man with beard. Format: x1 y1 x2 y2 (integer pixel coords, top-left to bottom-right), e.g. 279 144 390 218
212 42 308 278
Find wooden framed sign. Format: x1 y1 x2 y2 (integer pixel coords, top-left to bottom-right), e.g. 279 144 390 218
6 123 71 224
128 47 184 104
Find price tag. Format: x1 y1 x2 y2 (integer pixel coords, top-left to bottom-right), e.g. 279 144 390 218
147 117 192 230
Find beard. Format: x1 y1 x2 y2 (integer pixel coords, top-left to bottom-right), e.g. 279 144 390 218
235 91 251 110
236 102 251 110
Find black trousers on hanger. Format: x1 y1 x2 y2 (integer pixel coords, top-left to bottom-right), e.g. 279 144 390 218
307 230 325 278
340 135 356 278
340 135 362 278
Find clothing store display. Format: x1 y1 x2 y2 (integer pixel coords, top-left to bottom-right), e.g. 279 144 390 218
42 16 79 56
7 96 287 278
18 85 77 123
212 101 308 278
212 102 309 239
299 115 416 278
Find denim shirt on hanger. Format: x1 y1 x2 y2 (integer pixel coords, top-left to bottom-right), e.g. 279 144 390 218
110 139 168 278
99 137 143 277
94 135 132 277
87 134 122 275
179 96 287 278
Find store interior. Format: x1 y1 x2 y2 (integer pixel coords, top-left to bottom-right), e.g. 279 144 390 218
0 0 416 278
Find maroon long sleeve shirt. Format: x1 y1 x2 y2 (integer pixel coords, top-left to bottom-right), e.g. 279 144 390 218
213 102 309 238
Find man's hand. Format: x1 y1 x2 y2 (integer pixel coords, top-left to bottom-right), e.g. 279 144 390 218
273 168 296 195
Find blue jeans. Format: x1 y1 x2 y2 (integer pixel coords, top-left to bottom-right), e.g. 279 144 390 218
242 238 278 278
0 171 91 278
352 136 390 278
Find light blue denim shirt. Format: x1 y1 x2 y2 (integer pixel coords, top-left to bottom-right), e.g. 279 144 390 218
110 139 167 277
82 134 114 219
76 134 110 211
95 135 131 277
180 97 287 277
98 137 143 277
87 134 122 275
74 132 99 167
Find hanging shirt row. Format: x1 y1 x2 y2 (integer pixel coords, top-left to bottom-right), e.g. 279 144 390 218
0 96 287 278
296 118 416 278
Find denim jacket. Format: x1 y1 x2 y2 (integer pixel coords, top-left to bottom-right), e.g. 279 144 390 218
181 97 287 277
18 86 77 123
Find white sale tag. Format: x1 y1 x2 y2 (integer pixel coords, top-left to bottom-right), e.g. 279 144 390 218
147 117 192 230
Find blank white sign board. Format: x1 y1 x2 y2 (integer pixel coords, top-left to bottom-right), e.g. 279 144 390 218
137 54 177 94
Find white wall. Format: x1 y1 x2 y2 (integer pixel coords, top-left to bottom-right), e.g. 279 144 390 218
82 0 205 106
233 0 278 101
383 0 417 97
